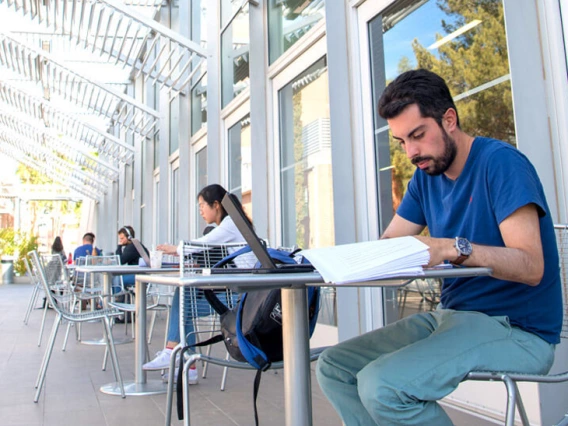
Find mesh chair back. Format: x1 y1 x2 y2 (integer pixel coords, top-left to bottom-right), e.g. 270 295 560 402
554 224 568 339
30 251 74 316
178 241 252 346
41 253 69 287
24 256 40 287
73 256 87 288
85 254 122 294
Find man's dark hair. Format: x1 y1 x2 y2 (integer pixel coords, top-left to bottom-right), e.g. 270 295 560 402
378 69 460 127
83 232 95 244
118 226 135 239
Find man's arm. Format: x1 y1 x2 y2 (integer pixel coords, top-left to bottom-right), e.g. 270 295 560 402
416 204 544 286
381 214 425 239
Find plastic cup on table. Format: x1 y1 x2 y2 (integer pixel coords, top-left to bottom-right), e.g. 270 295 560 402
150 250 163 269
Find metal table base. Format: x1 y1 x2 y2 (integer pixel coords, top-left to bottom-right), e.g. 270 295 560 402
100 379 167 396
81 336 133 345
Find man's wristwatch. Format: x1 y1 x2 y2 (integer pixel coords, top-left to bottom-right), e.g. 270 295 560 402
451 237 472 265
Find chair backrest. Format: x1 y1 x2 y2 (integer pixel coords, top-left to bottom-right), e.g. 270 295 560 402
179 240 252 276
28 251 73 316
86 254 121 266
178 241 250 346
85 254 121 290
24 255 40 287
554 224 568 339
40 253 70 287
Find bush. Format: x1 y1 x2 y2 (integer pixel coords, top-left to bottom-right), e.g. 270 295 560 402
0 229 39 275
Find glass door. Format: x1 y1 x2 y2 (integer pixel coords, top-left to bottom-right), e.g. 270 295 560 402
273 36 337 330
224 101 252 219
357 0 516 324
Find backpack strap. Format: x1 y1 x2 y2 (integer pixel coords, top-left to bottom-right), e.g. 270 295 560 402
175 335 225 420
203 290 229 315
235 293 271 370
203 245 253 315
176 345 192 420
252 369 262 426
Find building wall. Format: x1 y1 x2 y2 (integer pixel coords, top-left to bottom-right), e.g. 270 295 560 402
96 0 568 423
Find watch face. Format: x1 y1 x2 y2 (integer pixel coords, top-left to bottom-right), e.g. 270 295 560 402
456 238 472 256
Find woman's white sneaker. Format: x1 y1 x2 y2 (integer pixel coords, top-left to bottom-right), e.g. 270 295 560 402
143 348 173 370
161 367 198 385
188 368 198 385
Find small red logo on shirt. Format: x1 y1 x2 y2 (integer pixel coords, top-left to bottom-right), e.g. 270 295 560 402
469 195 473 203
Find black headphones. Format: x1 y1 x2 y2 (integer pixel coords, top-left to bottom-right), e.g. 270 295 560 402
123 226 132 240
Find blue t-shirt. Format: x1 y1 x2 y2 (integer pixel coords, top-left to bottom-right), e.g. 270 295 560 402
397 137 562 344
74 244 99 259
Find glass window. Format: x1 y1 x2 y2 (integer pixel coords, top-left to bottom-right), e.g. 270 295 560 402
279 57 333 250
367 0 514 320
221 0 245 29
170 97 180 154
190 2 207 136
268 0 326 64
228 114 252 218
153 174 160 246
195 147 208 235
153 76 160 170
171 165 179 244
221 3 250 107
191 70 207 136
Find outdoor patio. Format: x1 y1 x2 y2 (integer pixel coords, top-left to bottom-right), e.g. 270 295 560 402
0 280 494 426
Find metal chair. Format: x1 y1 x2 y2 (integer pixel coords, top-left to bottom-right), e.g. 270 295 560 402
170 348 327 426
466 224 568 426
178 241 253 383
28 250 126 402
29 254 74 348
23 256 43 325
147 282 176 345
164 242 324 426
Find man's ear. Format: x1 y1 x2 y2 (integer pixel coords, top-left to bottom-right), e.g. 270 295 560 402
443 108 458 132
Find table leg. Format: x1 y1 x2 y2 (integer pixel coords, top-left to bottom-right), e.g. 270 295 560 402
100 276 167 396
281 287 312 426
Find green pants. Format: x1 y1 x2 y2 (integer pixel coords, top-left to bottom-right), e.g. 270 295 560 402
316 309 555 426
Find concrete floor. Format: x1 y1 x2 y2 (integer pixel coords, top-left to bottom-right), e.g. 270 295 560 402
0 281 498 426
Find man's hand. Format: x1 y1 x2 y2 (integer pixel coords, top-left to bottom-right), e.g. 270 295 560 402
413 235 456 267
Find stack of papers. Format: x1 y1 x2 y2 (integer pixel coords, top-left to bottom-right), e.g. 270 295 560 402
300 236 430 284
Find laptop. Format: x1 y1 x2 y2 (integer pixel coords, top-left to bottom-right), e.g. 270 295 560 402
207 193 315 274
131 238 152 267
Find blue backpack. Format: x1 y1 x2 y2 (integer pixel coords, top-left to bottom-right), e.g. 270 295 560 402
177 246 320 424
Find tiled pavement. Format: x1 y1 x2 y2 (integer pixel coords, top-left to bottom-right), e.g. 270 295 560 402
0 282 495 426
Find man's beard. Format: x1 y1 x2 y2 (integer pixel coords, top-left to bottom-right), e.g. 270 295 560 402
411 128 457 176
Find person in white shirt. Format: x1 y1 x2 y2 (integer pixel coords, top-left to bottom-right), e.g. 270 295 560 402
143 184 247 384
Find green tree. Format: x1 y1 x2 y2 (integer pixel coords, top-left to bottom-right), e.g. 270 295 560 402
293 90 308 249
390 0 514 210
0 228 38 275
15 164 82 233
412 0 514 144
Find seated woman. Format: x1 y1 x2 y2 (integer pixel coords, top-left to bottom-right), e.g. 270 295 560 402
142 184 248 384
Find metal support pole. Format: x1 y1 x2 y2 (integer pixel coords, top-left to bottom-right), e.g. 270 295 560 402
281 287 312 426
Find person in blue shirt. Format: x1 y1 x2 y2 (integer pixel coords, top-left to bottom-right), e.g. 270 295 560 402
316 69 562 426
73 232 100 260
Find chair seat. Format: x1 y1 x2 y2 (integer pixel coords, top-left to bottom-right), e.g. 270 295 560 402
109 301 160 313
62 307 123 323
467 370 568 383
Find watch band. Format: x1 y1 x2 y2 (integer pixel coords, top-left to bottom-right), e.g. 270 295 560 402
451 254 468 265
